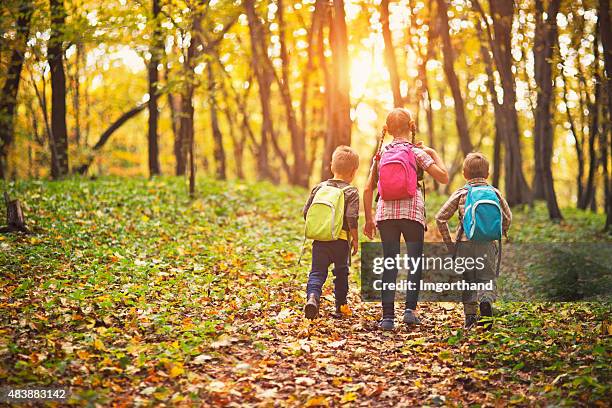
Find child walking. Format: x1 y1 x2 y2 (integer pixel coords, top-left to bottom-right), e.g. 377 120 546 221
363 108 449 331
303 146 360 319
435 152 512 329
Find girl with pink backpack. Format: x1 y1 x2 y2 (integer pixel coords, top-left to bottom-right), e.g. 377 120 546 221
363 108 449 331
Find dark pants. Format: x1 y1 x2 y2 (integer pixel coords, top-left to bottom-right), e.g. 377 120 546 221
306 240 350 305
378 219 424 318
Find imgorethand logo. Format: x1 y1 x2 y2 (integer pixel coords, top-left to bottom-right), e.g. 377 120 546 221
371 254 486 275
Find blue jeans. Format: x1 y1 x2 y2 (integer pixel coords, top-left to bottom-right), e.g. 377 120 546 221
377 219 424 318
306 240 350 305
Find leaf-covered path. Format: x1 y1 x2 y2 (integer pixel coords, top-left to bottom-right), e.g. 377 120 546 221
1 178 609 406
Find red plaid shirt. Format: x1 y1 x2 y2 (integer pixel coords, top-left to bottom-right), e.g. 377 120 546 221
373 140 434 228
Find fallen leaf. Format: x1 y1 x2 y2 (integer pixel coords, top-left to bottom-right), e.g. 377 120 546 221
193 354 213 364
295 377 316 386
304 395 329 407
169 363 184 378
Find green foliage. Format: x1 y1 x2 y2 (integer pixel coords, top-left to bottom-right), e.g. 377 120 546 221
0 178 609 405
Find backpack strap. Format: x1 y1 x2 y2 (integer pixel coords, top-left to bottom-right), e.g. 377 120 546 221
452 185 472 259
297 236 307 265
495 239 502 277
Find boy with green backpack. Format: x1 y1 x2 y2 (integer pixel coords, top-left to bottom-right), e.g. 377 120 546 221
435 153 512 329
302 146 360 319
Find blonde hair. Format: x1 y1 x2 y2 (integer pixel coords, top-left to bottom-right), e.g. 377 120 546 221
384 108 416 139
463 152 489 179
331 145 360 176
376 108 417 156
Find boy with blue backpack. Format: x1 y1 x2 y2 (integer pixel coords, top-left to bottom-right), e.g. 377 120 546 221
435 152 512 329
302 146 360 319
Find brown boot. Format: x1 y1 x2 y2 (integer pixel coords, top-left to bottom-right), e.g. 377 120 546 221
479 301 493 330
304 294 320 319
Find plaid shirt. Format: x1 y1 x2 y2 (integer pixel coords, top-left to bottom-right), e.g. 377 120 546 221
435 178 512 249
373 141 434 228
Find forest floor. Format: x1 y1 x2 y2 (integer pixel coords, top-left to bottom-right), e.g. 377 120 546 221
0 177 610 406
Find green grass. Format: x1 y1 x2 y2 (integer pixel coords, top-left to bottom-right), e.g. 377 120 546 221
0 177 609 406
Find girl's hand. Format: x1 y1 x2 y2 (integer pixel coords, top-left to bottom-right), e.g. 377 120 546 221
417 141 436 157
351 239 358 255
364 220 377 240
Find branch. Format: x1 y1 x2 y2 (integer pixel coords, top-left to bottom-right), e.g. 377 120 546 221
75 103 146 174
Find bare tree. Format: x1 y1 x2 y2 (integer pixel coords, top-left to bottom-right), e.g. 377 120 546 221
436 0 473 156
321 0 351 179
477 33 503 188
207 62 226 180
381 0 402 107
0 0 33 179
579 23 601 211
599 0 612 231
533 0 562 219
49 0 70 178
474 0 531 205
147 0 162 176
244 0 277 181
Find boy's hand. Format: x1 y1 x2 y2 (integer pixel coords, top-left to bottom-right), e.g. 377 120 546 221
363 220 377 240
351 239 358 255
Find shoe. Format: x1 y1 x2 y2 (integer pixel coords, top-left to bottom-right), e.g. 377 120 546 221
464 314 478 329
479 301 492 317
479 301 493 330
331 304 344 319
402 309 421 325
304 294 319 319
379 318 395 331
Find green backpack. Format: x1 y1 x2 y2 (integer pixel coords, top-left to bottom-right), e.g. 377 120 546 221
304 184 351 241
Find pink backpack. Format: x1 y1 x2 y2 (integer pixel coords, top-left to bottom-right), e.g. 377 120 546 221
377 142 418 200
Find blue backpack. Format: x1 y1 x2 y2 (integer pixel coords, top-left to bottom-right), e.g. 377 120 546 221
462 184 503 241
461 184 503 275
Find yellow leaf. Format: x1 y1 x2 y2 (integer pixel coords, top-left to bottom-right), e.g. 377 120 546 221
304 396 329 407
340 392 357 403
340 304 352 316
93 338 106 351
169 363 184 378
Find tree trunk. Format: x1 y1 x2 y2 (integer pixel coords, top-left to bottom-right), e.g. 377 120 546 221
533 0 562 219
475 0 531 205
207 63 226 180
220 96 245 179
381 0 402 107
300 0 325 145
49 0 70 178
0 193 29 233
599 0 612 231
277 0 308 186
0 0 33 180
244 0 276 181
579 26 601 211
321 0 351 180
70 42 83 147
168 92 185 175
147 0 162 176
600 0 612 130
562 73 585 207
479 38 504 188
437 0 473 157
